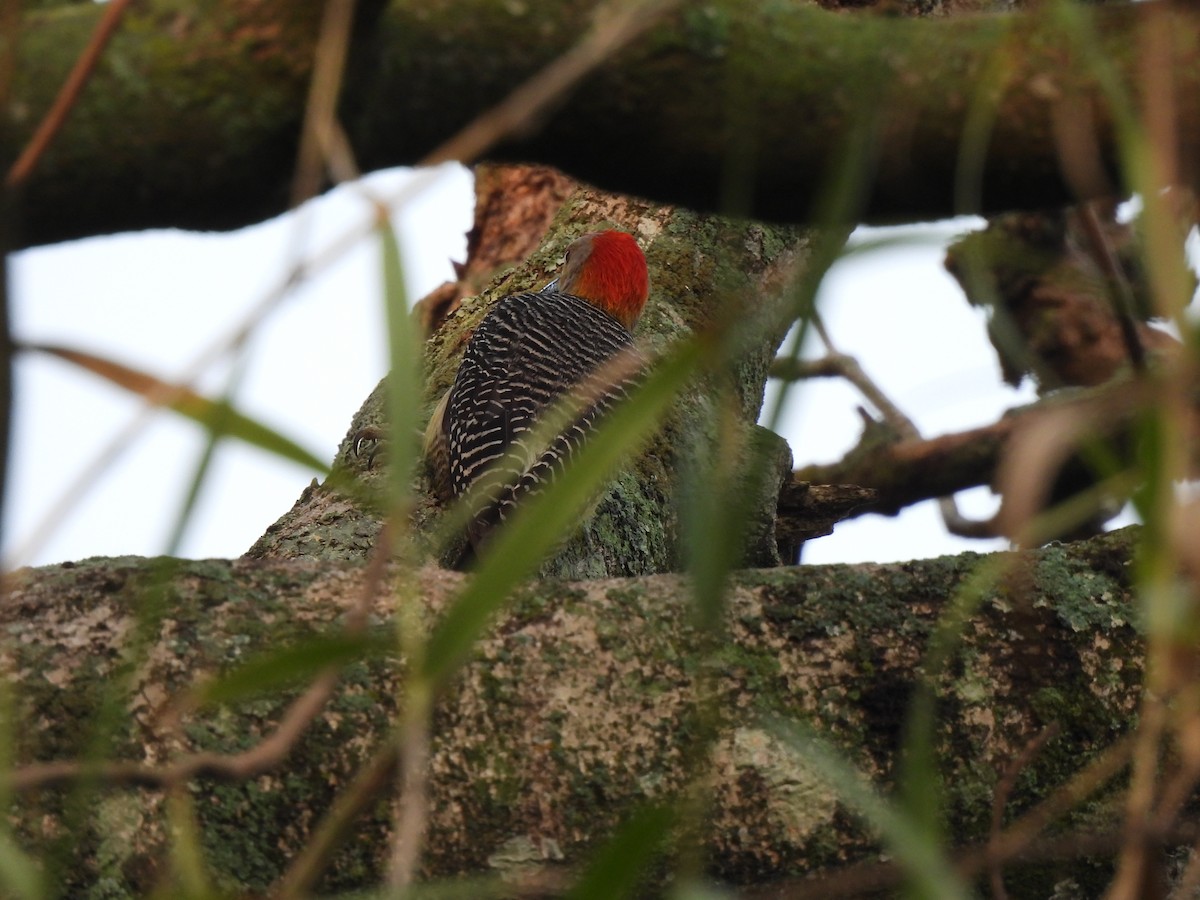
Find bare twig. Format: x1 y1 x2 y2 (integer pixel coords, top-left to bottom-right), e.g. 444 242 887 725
8 669 339 792
808 314 920 442
5 0 132 189
769 355 833 381
387 695 433 890
386 537 433 890
938 497 1000 538
273 521 411 897
745 735 1140 900
1151 759 1200 843
1105 692 1168 900
745 822 1194 900
977 733 1135 872
273 740 400 899
776 314 997 536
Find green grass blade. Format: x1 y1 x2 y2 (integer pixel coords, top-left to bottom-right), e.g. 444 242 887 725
189 633 390 707
376 217 421 520
681 397 768 632
164 353 251 557
768 718 970 900
565 805 675 900
24 342 329 472
0 833 44 900
199 398 328 472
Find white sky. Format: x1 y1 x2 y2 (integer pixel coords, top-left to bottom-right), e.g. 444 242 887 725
6 163 1053 570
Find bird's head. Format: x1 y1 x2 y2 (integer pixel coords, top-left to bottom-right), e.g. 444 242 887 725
553 230 649 330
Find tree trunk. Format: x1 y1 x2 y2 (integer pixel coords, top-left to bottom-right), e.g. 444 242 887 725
249 169 813 577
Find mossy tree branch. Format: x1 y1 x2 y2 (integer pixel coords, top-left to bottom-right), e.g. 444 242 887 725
6 0 1200 247
3 528 1146 894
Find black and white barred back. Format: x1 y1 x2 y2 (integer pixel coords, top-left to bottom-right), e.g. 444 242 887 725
443 289 644 545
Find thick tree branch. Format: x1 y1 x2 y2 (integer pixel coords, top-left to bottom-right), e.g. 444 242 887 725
795 413 1016 517
6 0 1200 246
2 527 1152 893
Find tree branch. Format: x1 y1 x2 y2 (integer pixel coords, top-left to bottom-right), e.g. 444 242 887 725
795 412 1016 517
7 0 1200 246
2 527 1152 892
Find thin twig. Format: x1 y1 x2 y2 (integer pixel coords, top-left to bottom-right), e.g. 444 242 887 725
8 669 339 792
387 696 432 890
809 314 920 442
384 529 433 889
274 740 400 899
1151 758 1200 840
974 732 1135 873
5 0 132 188
768 355 847 381
938 496 1000 538
274 523 409 898
785 314 997 536
744 822 1197 900
1107 691 1168 898
823 354 921 442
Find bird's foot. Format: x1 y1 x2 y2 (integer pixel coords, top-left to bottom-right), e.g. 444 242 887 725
351 425 387 469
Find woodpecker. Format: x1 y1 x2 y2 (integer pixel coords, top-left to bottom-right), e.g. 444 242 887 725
429 229 650 553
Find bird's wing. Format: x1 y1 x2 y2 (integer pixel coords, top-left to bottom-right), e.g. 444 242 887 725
444 292 642 549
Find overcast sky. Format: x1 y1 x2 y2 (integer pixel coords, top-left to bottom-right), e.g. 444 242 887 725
6 163 1049 570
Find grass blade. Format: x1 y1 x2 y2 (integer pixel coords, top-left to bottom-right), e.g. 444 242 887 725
190 633 390 708
566 805 675 900
24 342 328 472
376 215 421 519
769 718 970 900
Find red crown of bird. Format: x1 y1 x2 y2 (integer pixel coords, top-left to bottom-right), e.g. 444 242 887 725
553 230 649 330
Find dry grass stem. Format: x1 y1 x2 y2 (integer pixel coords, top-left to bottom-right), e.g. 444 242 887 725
5 0 132 188
422 0 676 167
987 723 1062 899
291 0 361 206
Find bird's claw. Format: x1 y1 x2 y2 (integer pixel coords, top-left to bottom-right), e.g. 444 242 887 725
351 425 386 469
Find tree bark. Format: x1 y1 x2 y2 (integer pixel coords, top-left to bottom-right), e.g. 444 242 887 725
3 527 1145 895
6 0 1200 247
